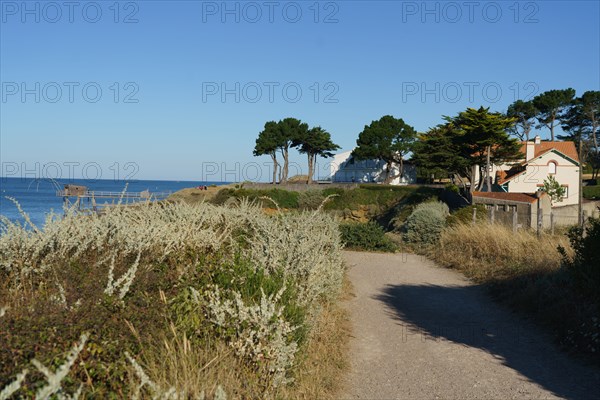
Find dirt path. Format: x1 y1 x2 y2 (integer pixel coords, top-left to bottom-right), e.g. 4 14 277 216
341 251 600 400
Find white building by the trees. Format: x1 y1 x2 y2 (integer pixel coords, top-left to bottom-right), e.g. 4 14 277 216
329 150 416 185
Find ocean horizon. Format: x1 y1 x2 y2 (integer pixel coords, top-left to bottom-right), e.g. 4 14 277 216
0 177 228 228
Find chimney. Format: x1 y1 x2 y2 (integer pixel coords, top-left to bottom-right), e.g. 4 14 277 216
526 139 535 161
534 135 541 145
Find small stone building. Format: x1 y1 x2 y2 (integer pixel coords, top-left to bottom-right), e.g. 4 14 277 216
472 191 552 229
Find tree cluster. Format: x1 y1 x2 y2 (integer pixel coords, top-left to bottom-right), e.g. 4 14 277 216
506 89 600 179
412 107 520 192
253 118 339 184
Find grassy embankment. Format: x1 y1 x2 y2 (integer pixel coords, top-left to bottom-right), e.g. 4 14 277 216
0 199 349 399
172 184 446 252
430 215 599 364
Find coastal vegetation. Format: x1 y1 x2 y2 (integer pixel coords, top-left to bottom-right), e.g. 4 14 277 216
428 217 600 364
0 199 347 398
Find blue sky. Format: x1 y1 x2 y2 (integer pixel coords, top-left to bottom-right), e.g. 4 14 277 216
1 0 599 181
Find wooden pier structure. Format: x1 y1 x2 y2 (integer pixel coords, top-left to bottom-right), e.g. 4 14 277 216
57 184 172 212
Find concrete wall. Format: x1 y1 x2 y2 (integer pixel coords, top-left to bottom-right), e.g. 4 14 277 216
472 195 552 229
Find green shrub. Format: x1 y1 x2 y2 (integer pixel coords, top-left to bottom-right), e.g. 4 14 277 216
210 188 300 208
403 201 449 245
560 211 600 301
445 183 459 194
297 190 325 210
339 222 397 252
447 204 487 225
583 185 600 200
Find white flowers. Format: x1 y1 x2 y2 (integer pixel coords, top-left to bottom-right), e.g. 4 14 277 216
205 286 298 386
104 251 142 300
0 333 88 400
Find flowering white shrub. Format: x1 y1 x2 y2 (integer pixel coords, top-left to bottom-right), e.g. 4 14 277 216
0 198 344 396
0 369 27 400
0 333 88 400
205 285 298 386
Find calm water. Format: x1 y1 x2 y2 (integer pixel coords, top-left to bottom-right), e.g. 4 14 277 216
0 178 226 228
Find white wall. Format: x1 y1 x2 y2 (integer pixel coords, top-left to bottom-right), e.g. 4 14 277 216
329 151 416 185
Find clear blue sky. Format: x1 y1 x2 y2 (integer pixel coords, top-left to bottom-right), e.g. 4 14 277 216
1 0 599 181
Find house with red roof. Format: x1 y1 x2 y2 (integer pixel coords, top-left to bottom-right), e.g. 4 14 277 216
481 135 580 207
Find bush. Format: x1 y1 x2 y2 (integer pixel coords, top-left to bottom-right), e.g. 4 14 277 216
583 185 600 200
210 188 300 208
444 183 459 194
560 211 600 301
339 222 396 252
403 201 449 245
447 204 487 226
298 190 325 210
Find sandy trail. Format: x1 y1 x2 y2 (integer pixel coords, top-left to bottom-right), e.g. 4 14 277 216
341 251 600 400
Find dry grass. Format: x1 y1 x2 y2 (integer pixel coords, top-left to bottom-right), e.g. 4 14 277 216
135 277 353 400
430 222 600 364
433 223 573 281
282 276 353 400
133 331 264 399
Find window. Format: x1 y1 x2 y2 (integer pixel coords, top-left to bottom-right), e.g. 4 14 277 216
548 161 557 174
562 186 568 198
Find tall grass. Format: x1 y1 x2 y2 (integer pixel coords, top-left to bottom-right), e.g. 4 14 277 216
0 199 345 398
435 223 571 281
433 222 599 364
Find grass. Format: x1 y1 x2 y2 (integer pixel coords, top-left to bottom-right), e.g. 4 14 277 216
433 223 570 280
583 185 600 200
431 222 599 364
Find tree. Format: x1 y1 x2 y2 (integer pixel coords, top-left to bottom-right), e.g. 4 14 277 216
352 115 417 184
532 88 576 141
448 107 521 193
506 99 537 141
411 124 471 188
542 175 566 205
278 118 309 183
559 91 600 179
295 126 340 184
253 121 281 184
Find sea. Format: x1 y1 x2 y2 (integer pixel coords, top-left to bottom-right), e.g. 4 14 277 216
0 178 226 228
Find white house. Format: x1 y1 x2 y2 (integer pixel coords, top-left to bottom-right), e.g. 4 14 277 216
329 150 417 185
479 135 580 206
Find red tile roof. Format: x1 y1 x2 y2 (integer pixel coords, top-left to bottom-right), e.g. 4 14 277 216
473 191 545 204
519 140 579 162
496 168 526 185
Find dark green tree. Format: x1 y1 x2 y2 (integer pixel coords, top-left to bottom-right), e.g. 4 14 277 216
532 88 576 141
506 99 538 141
278 118 309 183
352 115 417 184
560 91 600 179
411 124 471 188
295 126 340 184
448 107 521 193
253 121 281 184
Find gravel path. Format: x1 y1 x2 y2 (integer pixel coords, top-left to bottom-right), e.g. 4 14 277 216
341 251 600 400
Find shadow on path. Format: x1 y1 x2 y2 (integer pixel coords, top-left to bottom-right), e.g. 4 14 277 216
375 283 600 400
